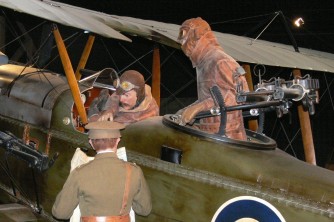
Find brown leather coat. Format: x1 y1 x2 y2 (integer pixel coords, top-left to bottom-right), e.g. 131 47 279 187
89 85 159 124
180 30 249 140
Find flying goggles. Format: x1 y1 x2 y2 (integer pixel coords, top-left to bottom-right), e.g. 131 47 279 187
114 80 140 92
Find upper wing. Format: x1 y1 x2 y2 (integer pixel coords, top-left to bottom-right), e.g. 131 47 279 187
112 16 334 73
1 0 334 73
0 0 131 42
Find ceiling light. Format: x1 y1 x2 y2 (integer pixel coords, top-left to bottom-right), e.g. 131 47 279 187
294 18 304 27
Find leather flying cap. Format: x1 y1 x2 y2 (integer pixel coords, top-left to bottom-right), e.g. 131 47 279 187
180 17 211 40
85 121 125 139
116 70 145 102
178 17 212 57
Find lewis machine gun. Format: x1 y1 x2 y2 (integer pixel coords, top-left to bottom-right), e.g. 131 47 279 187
189 72 319 137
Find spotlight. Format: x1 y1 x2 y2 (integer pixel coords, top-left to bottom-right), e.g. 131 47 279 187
294 18 304 27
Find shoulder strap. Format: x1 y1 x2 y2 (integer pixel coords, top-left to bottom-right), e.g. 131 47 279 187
119 163 132 215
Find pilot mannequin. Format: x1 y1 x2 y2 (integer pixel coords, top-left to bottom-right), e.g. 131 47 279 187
176 17 249 140
88 70 159 124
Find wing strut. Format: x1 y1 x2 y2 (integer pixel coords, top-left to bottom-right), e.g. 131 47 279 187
151 44 161 107
243 64 259 132
293 69 316 165
75 35 95 80
52 24 88 125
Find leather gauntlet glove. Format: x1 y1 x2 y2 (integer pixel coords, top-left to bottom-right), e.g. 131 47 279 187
180 101 207 126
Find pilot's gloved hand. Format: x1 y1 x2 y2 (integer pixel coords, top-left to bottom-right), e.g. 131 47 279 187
179 102 206 126
88 89 110 121
98 110 114 121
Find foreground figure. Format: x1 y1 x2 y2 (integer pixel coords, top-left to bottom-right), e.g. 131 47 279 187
89 70 159 124
52 121 152 221
177 17 249 140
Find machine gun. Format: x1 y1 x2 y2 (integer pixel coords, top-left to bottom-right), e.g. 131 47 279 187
189 74 319 136
0 131 58 172
237 74 319 116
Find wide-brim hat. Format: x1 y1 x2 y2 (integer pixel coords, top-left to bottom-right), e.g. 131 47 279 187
85 121 125 139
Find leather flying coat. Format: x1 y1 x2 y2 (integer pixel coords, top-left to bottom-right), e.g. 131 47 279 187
102 85 159 124
181 31 249 140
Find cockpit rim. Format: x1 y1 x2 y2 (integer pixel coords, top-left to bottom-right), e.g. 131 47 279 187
162 114 277 150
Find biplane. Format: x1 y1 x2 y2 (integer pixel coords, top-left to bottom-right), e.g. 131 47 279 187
0 0 334 221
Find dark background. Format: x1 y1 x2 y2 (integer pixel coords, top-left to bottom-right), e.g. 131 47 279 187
1 1 334 168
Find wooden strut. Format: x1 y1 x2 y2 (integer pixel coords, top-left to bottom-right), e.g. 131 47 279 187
151 45 161 107
293 69 316 165
243 64 259 131
52 25 88 124
75 35 95 80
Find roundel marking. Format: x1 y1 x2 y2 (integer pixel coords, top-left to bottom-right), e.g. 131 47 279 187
211 196 286 222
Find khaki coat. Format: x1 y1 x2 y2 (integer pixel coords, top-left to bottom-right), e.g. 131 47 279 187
52 152 151 219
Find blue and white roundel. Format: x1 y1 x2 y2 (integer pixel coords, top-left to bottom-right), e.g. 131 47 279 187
211 196 286 222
